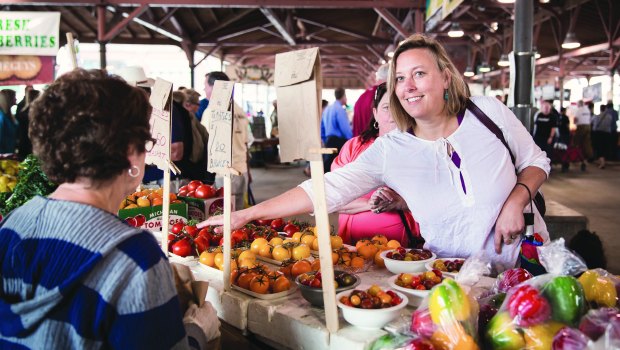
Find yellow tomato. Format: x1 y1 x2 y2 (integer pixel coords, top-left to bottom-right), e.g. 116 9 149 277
259 244 273 258
311 237 320 251
272 245 291 262
269 237 284 246
199 250 216 267
330 235 344 249
291 232 303 243
237 250 256 263
301 233 315 246
250 238 268 255
292 244 311 261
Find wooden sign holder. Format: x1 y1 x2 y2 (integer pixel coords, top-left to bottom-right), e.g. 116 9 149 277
65 32 78 69
220 167 239 291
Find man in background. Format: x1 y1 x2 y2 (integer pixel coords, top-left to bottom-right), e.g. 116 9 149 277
532 100 558 155
321 87 351 173
574 100 593 161
352 65 387 137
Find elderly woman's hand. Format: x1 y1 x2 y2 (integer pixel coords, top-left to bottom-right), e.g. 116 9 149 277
494 202 525 254
369 187 407 213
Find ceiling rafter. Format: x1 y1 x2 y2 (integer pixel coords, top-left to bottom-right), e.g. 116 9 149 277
196 8 255 41
100 4 148 42
8 0 424 7
374 8 408 39
259 8 296 45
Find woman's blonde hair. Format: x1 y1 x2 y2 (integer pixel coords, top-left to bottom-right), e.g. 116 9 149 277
388 34 470 131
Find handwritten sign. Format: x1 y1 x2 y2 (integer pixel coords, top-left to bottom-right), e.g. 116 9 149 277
146 78 173 170
203 80 234 173
274 47 322 162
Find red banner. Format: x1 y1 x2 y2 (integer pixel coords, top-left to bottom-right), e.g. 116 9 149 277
0 55 55 86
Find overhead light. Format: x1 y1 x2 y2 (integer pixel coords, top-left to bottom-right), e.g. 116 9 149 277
498 54 510 67
473 34 481 42
387 51 394 58
464 66 475 77
562 32 581 49
448 23 464 38
479 63 491 73
535 52 541 59
497 0 515 3
539 0 550 3
380 59 387 65
490 22 499 32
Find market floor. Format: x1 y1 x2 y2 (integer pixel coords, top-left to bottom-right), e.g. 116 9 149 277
249 160 620 274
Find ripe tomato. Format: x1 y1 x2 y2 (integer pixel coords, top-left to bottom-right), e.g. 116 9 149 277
185 225 198 238
194 236 209 254
255 219 272 226
195 184 216 199
249 275 270 294
172 239 192 257
270 218 285 231
178 185 188 193
186 190 195 198
232 229 248 243
292 244 311 261
198 228 212 242
177 189 188 197
187 180 203 192
171 222 184 234
216 187 224 197
210 233 222 246
290 260 312 277
272 245 290 262
272 276 290 293
237 272 256 290
283 223 299 237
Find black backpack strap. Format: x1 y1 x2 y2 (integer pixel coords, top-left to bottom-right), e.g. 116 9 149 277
465 99 516 166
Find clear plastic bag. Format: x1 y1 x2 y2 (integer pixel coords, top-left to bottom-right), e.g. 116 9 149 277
577 269 619 309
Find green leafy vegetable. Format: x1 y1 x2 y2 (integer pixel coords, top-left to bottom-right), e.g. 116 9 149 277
0 155 57 215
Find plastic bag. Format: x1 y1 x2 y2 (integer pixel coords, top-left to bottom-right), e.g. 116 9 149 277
408 279 480 349
577 269 619 309
577 307 620 349
370 333 434 350
484 239 590 349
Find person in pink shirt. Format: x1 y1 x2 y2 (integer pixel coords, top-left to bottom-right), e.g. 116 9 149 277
352 65 388 137
331 83 421 246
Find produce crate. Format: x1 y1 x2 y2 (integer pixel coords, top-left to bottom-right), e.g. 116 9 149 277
118 202 188 231
178 196 232 222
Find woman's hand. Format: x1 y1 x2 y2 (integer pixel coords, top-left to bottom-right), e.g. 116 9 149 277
369 187 408 213
494 201 525 254
197 209 250 230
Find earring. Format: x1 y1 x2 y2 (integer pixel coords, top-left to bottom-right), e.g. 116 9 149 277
444 89 449 101
374 121 379 129
128 165 140 178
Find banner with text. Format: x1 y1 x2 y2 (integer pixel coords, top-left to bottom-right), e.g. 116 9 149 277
0 11 60 56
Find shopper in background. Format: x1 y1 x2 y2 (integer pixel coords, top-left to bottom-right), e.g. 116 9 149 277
532 99 558 156
574 100 593 161
352 64 388 137
202 34 550 270
606 102 619 160
591 104 614 169
332 83 420 247
321 87 352 173
0 90 18 154
15 85 33 116
270 100 278 138
15 89 40 160
0 69 187 349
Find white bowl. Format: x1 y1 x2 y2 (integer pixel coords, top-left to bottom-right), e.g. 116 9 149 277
386 274 431 307
424 258 466 279
336 290 408 329
380 249 436 274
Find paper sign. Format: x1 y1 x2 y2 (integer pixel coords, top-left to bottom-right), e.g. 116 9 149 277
146 78 173 171
204 80 234 173
274 47 322 162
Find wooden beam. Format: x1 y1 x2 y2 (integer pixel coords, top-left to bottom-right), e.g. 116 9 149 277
156 7 178 26
259 7 296 45
296 17 372 41
100 4 148 42
67 6 96 33
374 8 409 39
11 0 424 8
198 39 388 46
196 8 254 41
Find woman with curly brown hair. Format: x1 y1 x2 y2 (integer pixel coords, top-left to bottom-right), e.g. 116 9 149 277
0 69 187 349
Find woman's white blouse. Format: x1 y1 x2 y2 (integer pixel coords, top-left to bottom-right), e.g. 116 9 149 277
299 96 550 270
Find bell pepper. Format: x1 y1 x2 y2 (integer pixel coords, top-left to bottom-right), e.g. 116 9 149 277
522 321 565 350
429 279 471 325
578 270 618 307
486 312 525 350
543 276 587 326
507 285 550 327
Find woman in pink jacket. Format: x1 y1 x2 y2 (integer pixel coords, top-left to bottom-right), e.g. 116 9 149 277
331 83 421 246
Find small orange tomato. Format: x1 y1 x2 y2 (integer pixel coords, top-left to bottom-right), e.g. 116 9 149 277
249 275 270 294
272 276 290 293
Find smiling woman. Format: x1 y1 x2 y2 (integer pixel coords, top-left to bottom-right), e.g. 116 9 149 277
202 34 551 272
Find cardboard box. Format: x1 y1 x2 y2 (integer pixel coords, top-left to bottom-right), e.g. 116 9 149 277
274 47 323 162
178 196 233 222
118 203 188 231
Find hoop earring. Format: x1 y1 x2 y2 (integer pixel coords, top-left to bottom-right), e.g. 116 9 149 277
374 121 379 129
444 89 449 101
128 165 140 178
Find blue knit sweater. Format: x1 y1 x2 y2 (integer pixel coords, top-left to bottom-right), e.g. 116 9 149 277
0 196 187 349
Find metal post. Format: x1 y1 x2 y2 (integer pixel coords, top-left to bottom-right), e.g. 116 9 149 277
190 65 195 89
99 42 107 70
97 5 107 70
513 0 534 132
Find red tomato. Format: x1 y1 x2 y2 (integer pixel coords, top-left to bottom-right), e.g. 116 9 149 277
186 190 195 198
270 218 285 231
232 229 248 243
283 223 299 236
185 225 198 237
171 222 184 234
177 189 188 197
215 187 224 197
172 239 192 257
187 180 203 192
167 233 177 242
210 233 222 246
198 228 212 242
195 184 217 199
255 219 272 226
178 185 188 193
194 236 209 253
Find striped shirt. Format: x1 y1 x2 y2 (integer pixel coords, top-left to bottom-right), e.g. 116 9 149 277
0 196 187 349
